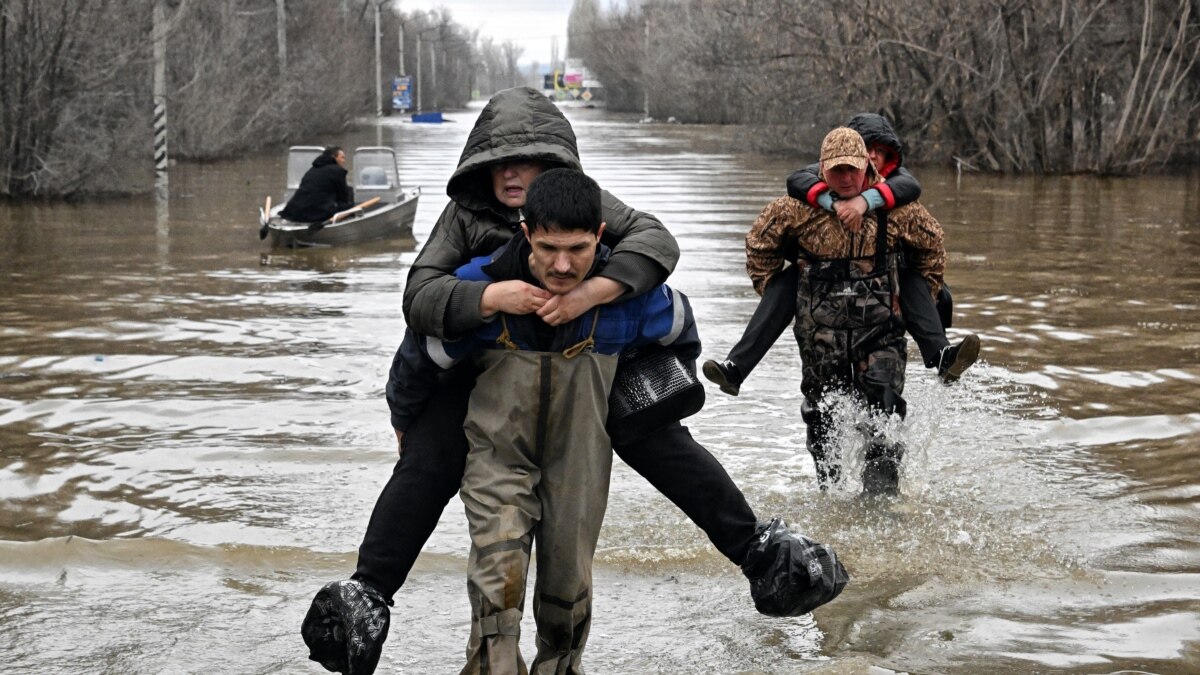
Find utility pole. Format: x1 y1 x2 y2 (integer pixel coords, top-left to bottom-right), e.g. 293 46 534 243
416 35 422 111
275 0 288 136
398 22 405 75
373 0 382 117
429 38 437 111
152 0 169 197
643 9 650 119
275 0 287 72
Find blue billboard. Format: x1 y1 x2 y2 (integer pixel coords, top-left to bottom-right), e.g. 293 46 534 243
392 76 413 112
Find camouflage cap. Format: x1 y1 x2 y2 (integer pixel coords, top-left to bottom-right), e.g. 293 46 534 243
820 127 868 171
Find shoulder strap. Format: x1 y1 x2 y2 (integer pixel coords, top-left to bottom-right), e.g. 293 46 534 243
562 308 602 359
496 315 520 351
874 210 890 269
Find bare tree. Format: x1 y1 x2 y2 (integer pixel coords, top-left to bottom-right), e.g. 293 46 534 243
568 0 600 60
169 0 378 159
578 0 1200 173
396 9 476 111
0 0 488 197
502 40 525 90
476 37 528 95
0 0 149 196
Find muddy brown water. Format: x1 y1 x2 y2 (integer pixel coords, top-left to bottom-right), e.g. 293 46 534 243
2 105 1198 674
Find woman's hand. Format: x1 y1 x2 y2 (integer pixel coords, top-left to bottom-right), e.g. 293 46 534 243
480 280 553 317
538 277 623 326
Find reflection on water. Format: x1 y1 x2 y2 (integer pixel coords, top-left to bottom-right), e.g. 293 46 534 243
1 107 1198 674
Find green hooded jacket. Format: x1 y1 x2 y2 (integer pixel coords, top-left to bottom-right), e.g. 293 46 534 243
402 86 680 339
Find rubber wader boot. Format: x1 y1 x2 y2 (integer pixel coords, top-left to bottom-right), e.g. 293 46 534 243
862 443 904 496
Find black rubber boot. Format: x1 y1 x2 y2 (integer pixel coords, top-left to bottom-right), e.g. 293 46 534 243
741 518 850 616
862 443 904 497
302 579 391 675
802 401 840 489
806 423 841 489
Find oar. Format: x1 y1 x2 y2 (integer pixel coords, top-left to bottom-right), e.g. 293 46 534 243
329 196 382 224
307 197 384 233
257 195 272 240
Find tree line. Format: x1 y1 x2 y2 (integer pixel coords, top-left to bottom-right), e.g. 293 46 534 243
0 0 531 198
570 0 1200 174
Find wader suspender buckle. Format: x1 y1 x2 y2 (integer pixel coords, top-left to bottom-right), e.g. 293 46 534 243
496 309 601 357
562 308 602 359
496 315 520 351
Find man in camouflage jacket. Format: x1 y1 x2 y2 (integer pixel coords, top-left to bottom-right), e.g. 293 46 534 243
745 127 946 495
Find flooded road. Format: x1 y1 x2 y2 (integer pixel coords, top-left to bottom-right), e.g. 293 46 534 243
2 105 1199 674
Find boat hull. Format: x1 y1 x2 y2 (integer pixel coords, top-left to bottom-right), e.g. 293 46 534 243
268 191 419 248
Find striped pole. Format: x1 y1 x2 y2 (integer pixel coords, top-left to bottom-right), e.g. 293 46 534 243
153 0 168 196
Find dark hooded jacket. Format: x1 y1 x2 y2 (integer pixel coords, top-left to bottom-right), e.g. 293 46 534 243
402 86 679 339
279 154 355 223
786 113 920 210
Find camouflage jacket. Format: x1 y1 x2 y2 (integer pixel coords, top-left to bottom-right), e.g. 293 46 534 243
745 196 945 298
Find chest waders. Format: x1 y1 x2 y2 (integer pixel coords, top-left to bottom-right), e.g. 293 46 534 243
458 313 617 675
794 211 909 495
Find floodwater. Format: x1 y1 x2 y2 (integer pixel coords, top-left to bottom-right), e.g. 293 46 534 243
2 104 1198 675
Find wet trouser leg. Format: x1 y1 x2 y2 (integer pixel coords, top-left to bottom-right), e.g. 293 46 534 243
856 339 908 493
459 449 536 675
899 266 951 368
614 422 758 566
797 309 908 491
353 364 475 600
796 313 850 488
725 265 799 379
800 401 840 488
460 352 614 675
529 431 611 674
458 466 608 675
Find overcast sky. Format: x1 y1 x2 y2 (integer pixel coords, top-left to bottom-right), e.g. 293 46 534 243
399 0 574 67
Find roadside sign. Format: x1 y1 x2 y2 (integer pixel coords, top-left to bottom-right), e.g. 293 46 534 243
392 76 413 112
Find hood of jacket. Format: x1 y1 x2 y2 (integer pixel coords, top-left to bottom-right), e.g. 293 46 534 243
446 87 583 217
311 153 340 169
846 113 904 173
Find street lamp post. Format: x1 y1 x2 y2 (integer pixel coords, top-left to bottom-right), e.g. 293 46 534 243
373 0 382 117
414 26 441 112
429 38 438 111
